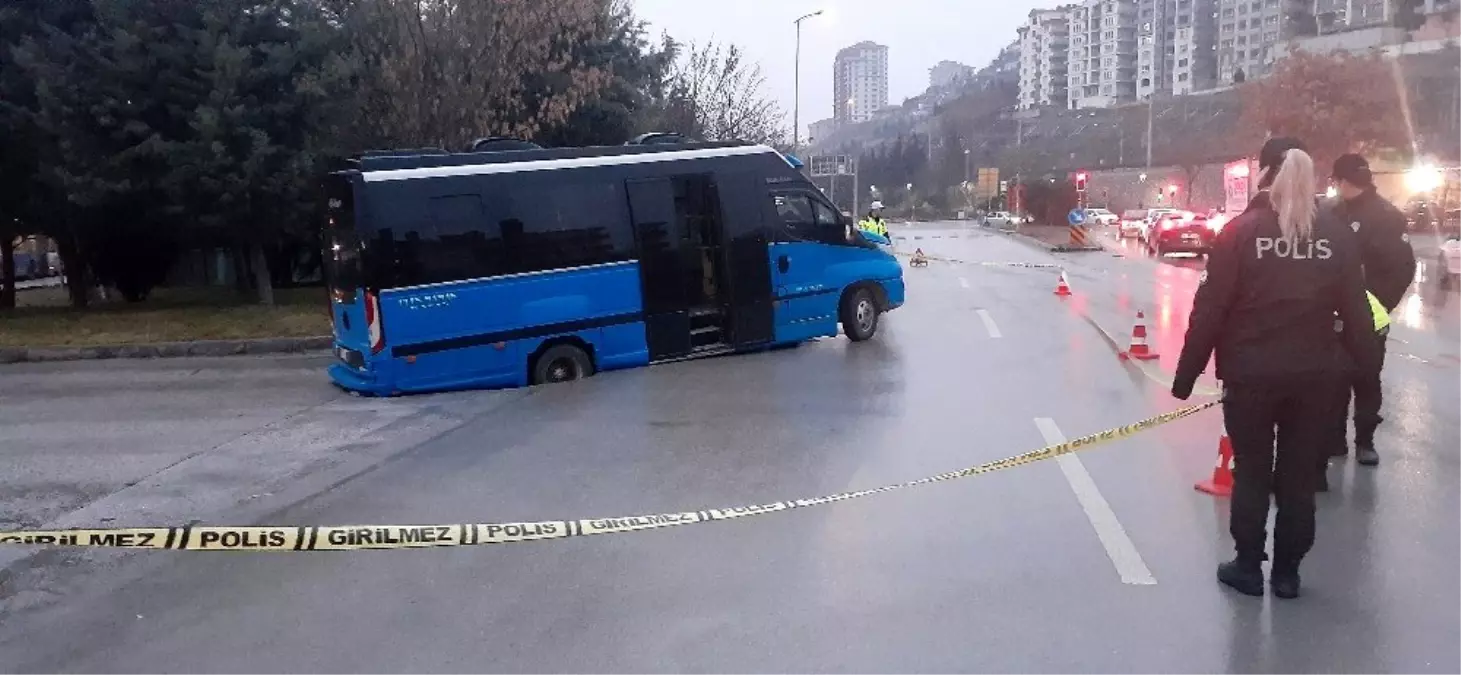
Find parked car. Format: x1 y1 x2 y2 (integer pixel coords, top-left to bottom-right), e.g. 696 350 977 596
1147 212 1214 256
1085 207 1119 226
1439 237 1461 289
982 211 1014 228
1118 209 1148 238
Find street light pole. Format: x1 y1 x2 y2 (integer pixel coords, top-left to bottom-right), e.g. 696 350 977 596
792 10 823 152
1145 93 1155 169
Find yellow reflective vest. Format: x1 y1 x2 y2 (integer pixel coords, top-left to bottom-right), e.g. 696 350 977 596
858 217 888 238
1367 291 1391 333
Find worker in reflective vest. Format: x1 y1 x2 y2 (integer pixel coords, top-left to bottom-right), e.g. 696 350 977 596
858 201 889 239
1327 153 1415 468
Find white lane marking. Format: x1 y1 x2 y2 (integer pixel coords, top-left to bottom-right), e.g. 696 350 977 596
1034 417 1157 586
959 277 970 289
976 309 1002 338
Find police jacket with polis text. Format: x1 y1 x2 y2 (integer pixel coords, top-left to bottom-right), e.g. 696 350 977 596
1174 197 1378 390
1333 189 1417 312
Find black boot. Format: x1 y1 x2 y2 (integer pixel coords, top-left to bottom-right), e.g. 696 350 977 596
1217 557 1265 597
1356 443 1379 466
1271 562 1302 599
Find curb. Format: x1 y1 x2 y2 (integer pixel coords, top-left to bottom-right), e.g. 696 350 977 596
0 336 333 365
1048 244 1106 253
997 229 1104 254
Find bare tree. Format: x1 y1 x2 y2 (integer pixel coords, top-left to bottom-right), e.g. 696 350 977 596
1239 50 1409 171
657 40 786 145
344 0 613 149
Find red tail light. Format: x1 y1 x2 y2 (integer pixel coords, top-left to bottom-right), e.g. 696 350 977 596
364 291 385 354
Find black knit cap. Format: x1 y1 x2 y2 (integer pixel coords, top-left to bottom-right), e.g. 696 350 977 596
1259 137 1306 172
1257 137 1306 188
1331 153 1374 188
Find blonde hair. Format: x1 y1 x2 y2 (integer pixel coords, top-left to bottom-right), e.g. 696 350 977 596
1264 148 1317 241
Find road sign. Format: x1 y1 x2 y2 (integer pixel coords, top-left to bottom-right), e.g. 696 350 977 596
1068 209 1087 226
974 168 1000 200
808 155 855 177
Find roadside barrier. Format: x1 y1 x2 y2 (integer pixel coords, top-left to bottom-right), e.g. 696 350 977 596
1069 223 1089 247
0 400 1219 552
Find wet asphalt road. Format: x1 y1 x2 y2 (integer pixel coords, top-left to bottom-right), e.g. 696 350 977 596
1 222 1457 672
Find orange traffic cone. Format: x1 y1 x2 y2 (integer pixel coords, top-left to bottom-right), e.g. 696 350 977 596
1053 271 1073 296
1195 430 1235 497
1121 310 1159 360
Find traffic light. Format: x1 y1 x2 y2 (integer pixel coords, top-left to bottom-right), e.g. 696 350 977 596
1168 184 1179 195
1075 172 1088 192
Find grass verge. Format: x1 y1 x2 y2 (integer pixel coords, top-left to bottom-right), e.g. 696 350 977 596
2 285 329 348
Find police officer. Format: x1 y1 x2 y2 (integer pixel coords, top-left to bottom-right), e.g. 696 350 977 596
859 201 889 239
1328 154 1417 468
1173 138 1377 599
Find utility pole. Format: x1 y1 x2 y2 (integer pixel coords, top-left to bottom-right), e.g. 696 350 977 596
791 10 823 152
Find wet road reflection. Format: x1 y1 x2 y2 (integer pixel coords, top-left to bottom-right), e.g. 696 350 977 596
1100 230 1207 271
1097 227 1459 353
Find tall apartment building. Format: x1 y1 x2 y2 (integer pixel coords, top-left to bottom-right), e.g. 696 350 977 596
1315 0 1385 29
1216 0 1292 83
833 41 890 125
1171 0 1218 94
1067 0 1141 109
1314 0 1456 30
1136 0 1218 98
1136 0 1173 99
1017 8 1072 109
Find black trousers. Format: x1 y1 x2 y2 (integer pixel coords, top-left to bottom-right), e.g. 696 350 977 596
1224 375 1344 567
1347 331 1388 447
1322 331 1387 466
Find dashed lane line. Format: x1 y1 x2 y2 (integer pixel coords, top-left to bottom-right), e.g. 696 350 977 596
977 309 1003 339
1035 417 1157 586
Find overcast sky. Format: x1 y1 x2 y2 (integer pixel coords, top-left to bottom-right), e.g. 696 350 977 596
632 0 1050 139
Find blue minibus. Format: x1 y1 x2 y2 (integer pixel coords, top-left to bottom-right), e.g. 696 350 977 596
323 139 904 395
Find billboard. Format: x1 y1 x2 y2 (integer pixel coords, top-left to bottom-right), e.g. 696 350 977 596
1223 159 1254 215
973 167 1000 200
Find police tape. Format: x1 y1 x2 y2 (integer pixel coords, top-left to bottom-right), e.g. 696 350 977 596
0 400 1218 552
975 261 1064 269
893 252 1062 269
